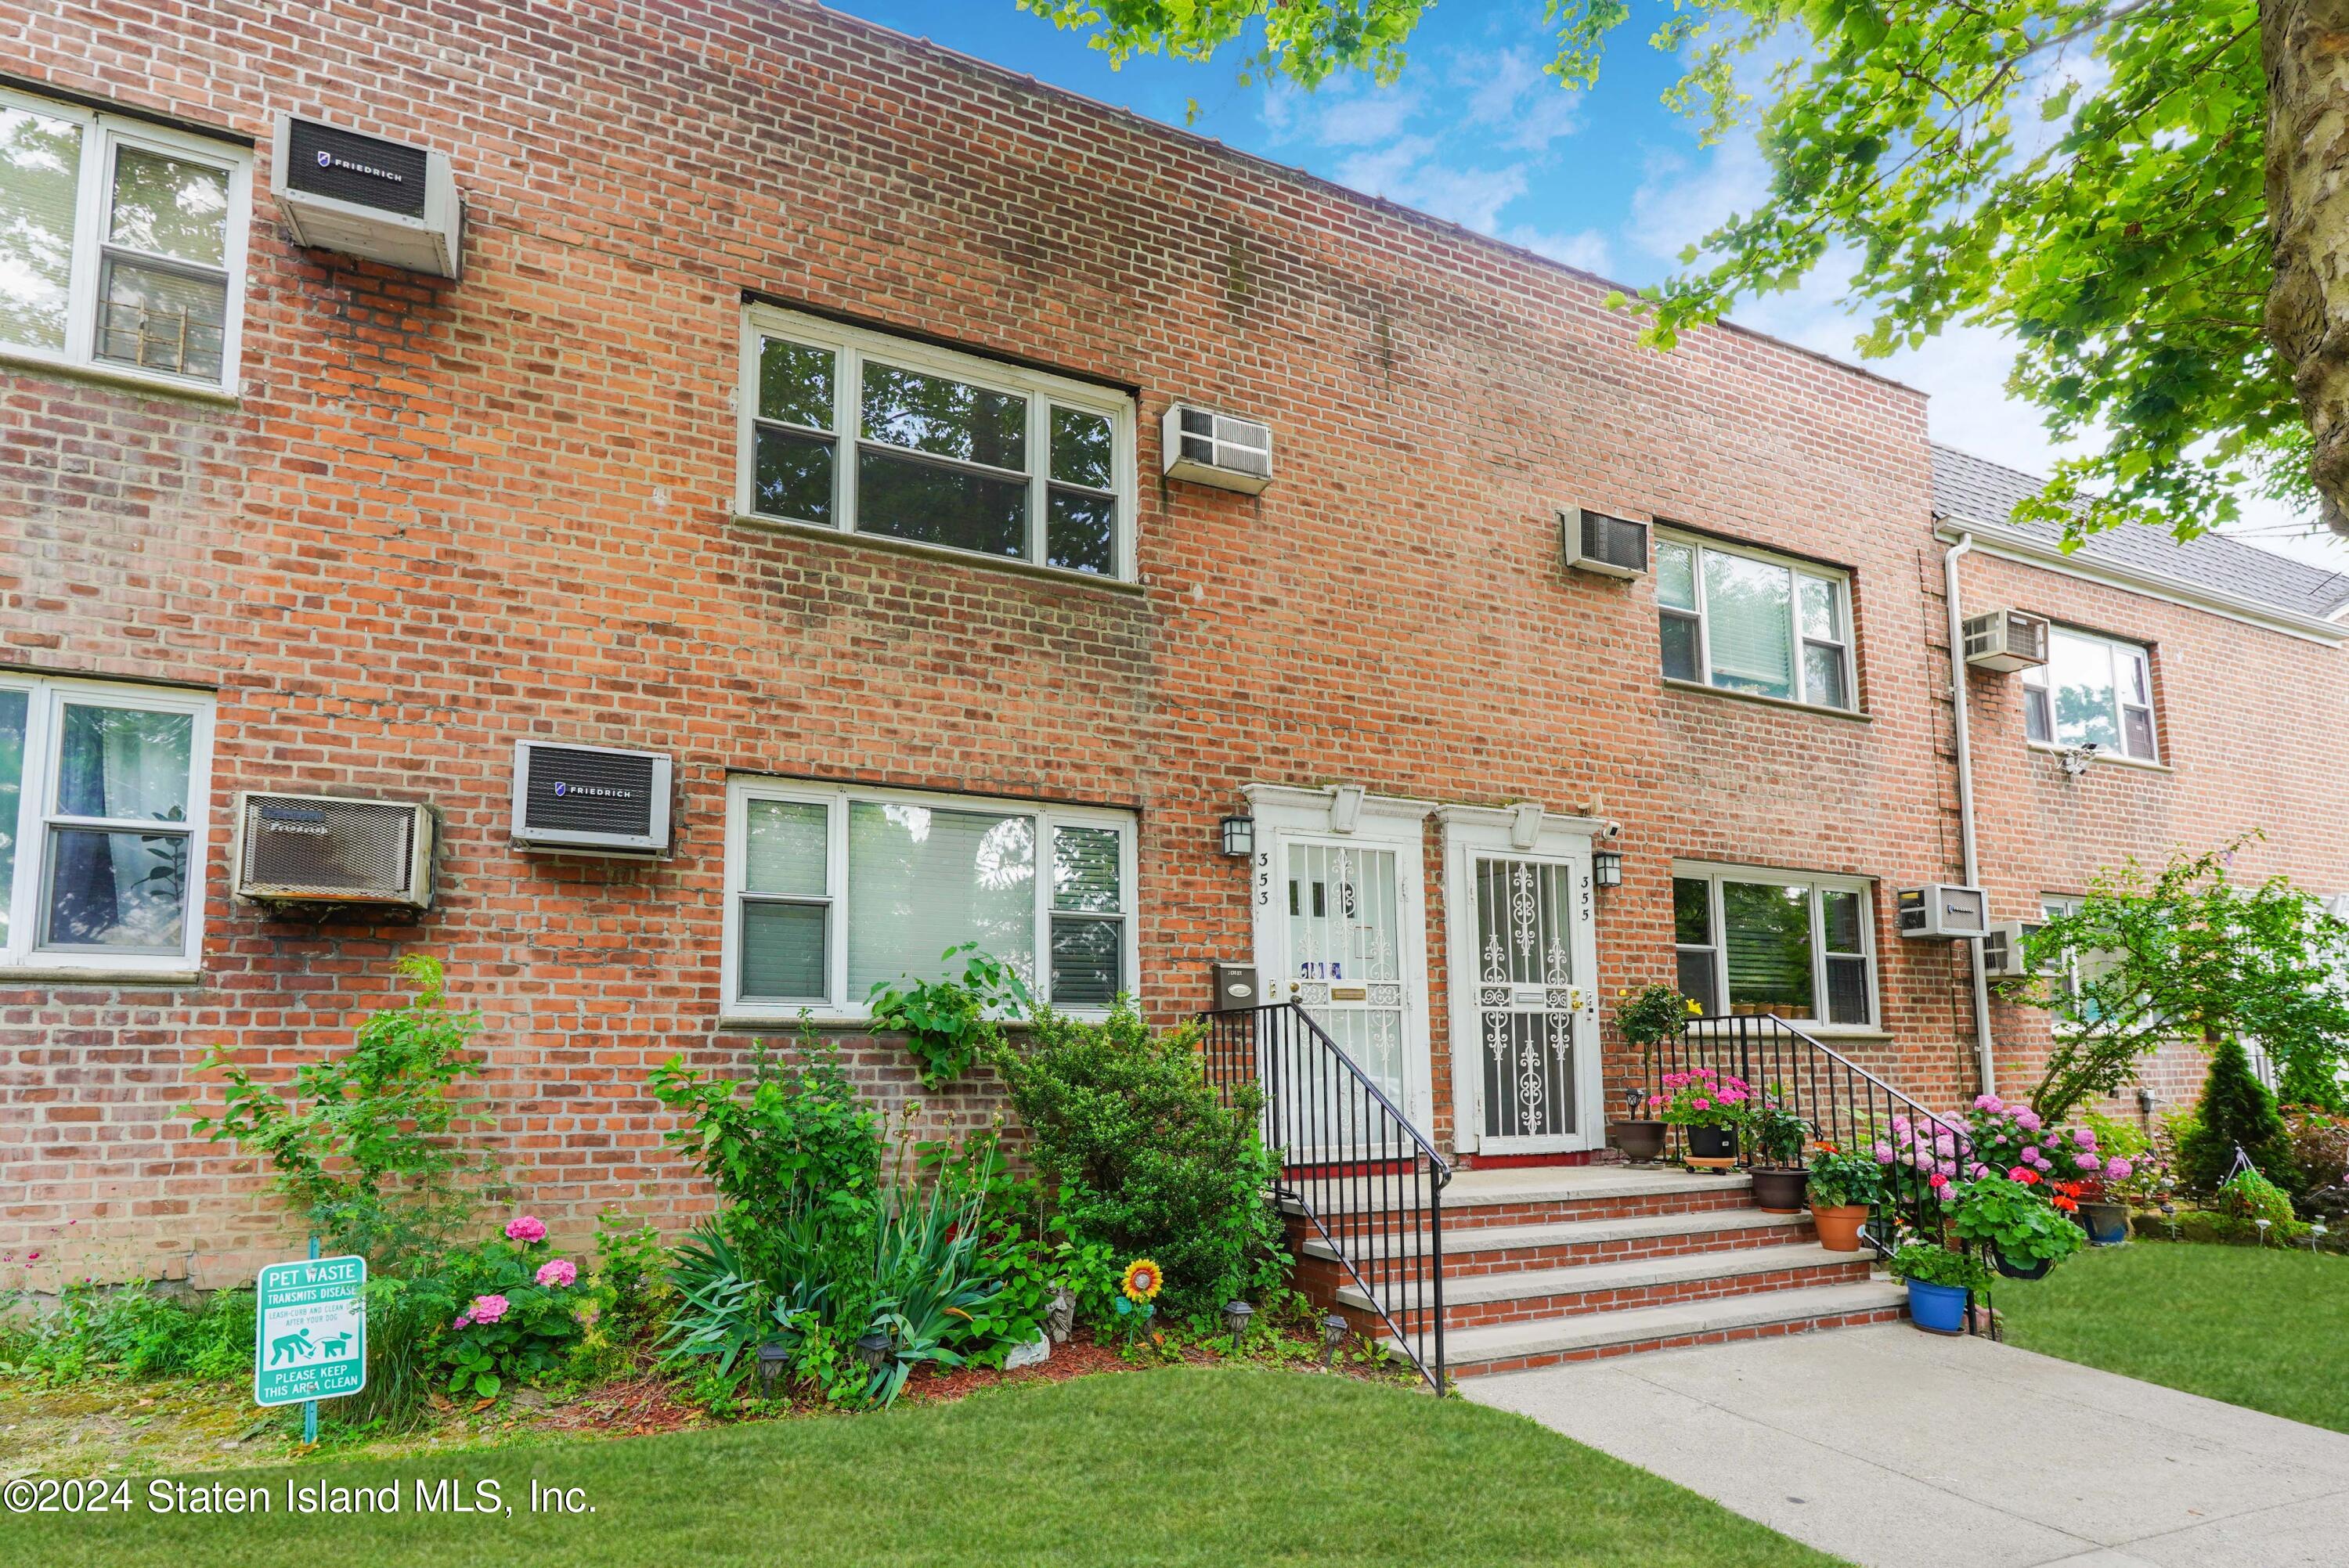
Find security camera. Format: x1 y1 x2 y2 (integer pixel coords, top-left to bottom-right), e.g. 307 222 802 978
1599 820 1623 840
2058 742 2101 777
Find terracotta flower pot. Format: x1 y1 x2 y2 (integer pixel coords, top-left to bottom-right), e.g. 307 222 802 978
1748 1166 1808 1213
1809 1202 1871 1252
1609 1119 1669 1163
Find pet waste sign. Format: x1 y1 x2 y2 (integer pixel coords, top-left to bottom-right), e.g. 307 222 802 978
254 1255 367 1408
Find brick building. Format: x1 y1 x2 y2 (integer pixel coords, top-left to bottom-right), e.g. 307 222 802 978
3 1 2345 1289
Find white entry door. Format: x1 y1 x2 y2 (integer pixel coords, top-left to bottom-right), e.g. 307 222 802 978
1442 809 1602 1155
1246 787 1436 1146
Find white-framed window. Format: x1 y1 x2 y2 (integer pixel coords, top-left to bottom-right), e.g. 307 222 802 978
0 674 216 973
735 306 1137 580
1654 533 1856 711
721 777 1137 1019
1672 862 1876 1029
0 87 253 394
2021 627 2157 761
2037 895 2114 1026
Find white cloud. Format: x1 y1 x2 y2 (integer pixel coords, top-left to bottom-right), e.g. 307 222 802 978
1502 224 1615 276
1454 47 1582 152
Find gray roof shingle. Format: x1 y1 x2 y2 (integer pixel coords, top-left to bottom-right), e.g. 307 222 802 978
1931 444 2349 622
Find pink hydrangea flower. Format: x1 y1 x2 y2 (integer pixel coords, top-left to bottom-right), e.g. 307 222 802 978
2106 1158 2134 1181
453 1310 472 1329
2014 1109 2042 1132
2074 1153 2102 1172
1874 1141 1895 1164
536 1259 577 1289
2073 1127 2097 1148
468 1293 510 1325
505 1215 548 1244
1974 1094 2003 1112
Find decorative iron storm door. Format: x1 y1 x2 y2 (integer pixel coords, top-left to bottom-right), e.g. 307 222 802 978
1471 854 1589 1151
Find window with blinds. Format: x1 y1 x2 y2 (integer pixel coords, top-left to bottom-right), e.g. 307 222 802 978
725 778 1135 1018
1672 864 1877 1029
1655 533 1856 711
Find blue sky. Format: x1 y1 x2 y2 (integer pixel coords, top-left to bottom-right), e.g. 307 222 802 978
832 1 2347 573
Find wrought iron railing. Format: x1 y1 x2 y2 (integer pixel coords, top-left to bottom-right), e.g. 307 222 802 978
1644 1012 1996 1336
1201 1001 1452 1391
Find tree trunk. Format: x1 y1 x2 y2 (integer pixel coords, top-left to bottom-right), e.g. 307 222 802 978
2264 0 2349 539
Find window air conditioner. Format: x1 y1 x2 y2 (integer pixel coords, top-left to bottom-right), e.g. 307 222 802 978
271 114 463 279
1979 921 2047 979
1161 406 1273 494
233 793 435 909
1561 507 1651 578
1897 884 1990 939
1962 609 2050 672
511 741 673 856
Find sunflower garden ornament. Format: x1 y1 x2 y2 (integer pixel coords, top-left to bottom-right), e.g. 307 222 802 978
1113 1258 1162 1342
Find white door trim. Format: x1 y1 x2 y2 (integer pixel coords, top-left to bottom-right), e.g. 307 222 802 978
1438 805 1603 1156
1243 784 1437 1137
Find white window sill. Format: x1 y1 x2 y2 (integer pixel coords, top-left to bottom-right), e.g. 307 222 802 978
1662 677 1869 723
0 965 204 987
0 344 240 406
731 513 1147 597
2026 742 2170 773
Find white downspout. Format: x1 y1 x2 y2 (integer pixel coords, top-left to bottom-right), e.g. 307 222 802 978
1943 532 1997 1097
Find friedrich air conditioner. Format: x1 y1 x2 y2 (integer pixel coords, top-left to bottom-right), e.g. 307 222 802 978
232 793 435 909
1561 507 1651 578
1161 406 1273 494
271 114 463 279
1897 884 1990 940
1979 920 2048 979
1962 609 2050 672
511 741 673 856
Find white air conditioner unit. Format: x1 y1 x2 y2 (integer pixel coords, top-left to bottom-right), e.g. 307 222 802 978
232 792 435 909
1980 920 2048 979
1161 405 1272 494
511 741 673 856
1962 609 2050 672
271 114 463 279
1561 507 1651 578
1897 884 1990 939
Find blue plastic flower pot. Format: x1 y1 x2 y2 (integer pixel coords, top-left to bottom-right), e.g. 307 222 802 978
2080 1202 2131 1247
1905 1278 1968 1335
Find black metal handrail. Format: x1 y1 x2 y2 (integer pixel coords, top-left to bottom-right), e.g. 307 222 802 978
1644 1012 1996 1336
1201 1001 1452 1391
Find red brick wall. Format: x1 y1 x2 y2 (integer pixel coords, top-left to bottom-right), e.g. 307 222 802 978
2 0 2329 1288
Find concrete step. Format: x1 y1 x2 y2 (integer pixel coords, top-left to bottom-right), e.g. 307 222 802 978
1292 1165 1758 1230
1297 1205 1816 1275
1431 1280 1910 1378
1338 1242 1876 1329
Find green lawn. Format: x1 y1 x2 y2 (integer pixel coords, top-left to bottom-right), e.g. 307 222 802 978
0 1366 1841 1568
1995 1241 2349 1433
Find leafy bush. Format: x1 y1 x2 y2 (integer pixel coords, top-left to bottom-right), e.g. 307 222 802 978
430 1217 586 1399
189 954 489 1269
2179 1036 2301 1195
2284 1108 2349 1197
1950 1175 2087 1271
0 1284 254 1383
2214 1168 2298 1229
1745 1090 1809 1167
584 1211 669 1351
1805 1146 1882 1207
648 1029 882 1253
992 1002 1286 1319
865 943 1033 1088
2279 1051 2349 1115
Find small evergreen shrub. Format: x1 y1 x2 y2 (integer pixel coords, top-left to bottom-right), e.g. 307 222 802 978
2179 1036 2301 1195
992 1001 1287 1319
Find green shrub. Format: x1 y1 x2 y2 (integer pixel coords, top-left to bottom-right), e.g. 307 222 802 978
189 953 489 1270
2285 1109 2349 1197
2179 1036 2301 1195
993 1002 1287 1319
0 1284 254 1384
2214 1168 2297 1229
1951 1176 2087 1271
865 944 1032 1089
428 1219 586 1399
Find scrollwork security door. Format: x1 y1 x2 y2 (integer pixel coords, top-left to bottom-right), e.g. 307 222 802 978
1470 854 1589 1151
1283 839 1409 1108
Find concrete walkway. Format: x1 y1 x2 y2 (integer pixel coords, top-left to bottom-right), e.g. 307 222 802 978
1466 1322 2349 1567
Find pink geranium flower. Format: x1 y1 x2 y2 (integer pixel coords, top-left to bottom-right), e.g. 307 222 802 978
468 1293 510 1325
536 1259 577 1289
1693 1097 1712 1110
505 1215 548 1244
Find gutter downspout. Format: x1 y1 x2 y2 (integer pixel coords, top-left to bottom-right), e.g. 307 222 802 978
1943 532 1997 1098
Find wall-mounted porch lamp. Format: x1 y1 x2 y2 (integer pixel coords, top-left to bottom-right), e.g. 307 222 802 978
1592 849 1623 889
1219 814 1255 857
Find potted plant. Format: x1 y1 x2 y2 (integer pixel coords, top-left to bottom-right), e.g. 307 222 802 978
1608 984 1699 1163
1886 1242 1990 1335
1950 1171 2087 1279
1652 1065 1751 1171
1745 1089 1810 1211
1804 1144 1882 1251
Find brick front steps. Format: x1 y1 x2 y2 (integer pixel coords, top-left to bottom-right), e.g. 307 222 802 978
1282 1165 1907 1379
